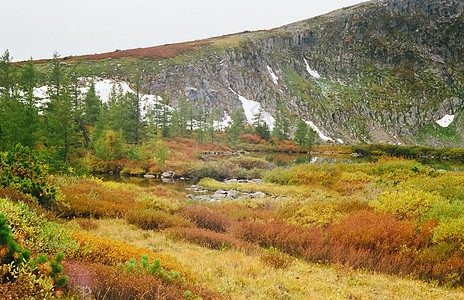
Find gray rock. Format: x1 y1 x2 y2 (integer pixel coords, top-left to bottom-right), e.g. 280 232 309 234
227 190 239 198
250 179 264 185
224 179 238 184
251 192 266 198
161 171 175 178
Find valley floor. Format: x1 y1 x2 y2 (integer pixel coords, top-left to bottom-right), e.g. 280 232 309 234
74 218 464 299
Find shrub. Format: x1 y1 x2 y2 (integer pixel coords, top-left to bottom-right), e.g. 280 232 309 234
168 227 247 250
280 194 369 226
136 195 179 213
0 214 69 298
404 174 464 202
242 133 267 145
0 198 78 255
58 179 137 218
75 218 99 230
64 260 221 300
71 232 184 275
371 189 446 221
260 247 293 269
180 206 231 232
226 155 272 170
0 144 56 207
232 221 329 261
330 211 416 254
432 217 464 248
126 209 193 230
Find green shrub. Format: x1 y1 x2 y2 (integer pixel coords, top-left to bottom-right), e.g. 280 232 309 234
0 144 56 207
0 198 78 255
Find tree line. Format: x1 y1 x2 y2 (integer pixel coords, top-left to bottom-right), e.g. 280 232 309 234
0 50 318 170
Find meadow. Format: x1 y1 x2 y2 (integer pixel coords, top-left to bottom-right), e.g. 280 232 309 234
2 142 464 299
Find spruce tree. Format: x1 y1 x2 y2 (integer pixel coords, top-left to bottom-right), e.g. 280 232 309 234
227 110 245 146
43 52 79 163
294 119 308 145
19 59 39 148
272 106 291 140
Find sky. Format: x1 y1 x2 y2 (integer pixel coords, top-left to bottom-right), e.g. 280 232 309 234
2 0 367 62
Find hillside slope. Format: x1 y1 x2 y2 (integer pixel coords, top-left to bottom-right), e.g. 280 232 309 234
52 0 464 146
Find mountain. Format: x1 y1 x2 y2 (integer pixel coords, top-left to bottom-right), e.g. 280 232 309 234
42 0 464 146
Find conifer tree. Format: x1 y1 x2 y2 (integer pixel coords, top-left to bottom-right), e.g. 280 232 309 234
43 52 79 163
84 81 101 127
227 110 245 145
272 106 291 140
18 59 39 148
294 119 308 145
252 108 271 141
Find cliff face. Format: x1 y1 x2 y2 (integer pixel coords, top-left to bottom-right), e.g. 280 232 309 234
72 0 464 146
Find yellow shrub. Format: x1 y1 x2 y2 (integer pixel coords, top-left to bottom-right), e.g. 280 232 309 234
432 217 464 251
371 189 446 221
71 232 188 277
339 171 375 183
136 195 179 212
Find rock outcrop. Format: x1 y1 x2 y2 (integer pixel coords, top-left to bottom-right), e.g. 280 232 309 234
70 0 464 146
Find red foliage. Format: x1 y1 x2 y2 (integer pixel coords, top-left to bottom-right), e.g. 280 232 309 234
330 210 416 254
232 221 329 261
180 206 231 232
272 139 299 152
168 227 249 250
242 134 267 145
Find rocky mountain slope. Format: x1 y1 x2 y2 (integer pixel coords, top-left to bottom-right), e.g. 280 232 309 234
52 0 464 146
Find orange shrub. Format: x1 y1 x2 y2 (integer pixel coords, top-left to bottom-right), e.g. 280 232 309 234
242 133 267 145
180 206 231 232
232 221 329 261
330 210 416 254
168 227 249 250
59 179 136 218
272 138 299 152
75 218 99 230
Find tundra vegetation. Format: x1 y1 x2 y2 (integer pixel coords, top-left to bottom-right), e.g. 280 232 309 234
1 140 464 299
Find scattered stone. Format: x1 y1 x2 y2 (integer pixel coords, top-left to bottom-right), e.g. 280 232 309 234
251 192 266 198
224 179 238 184
143 174 156 178
227 190 239 198
250 179 264 185
161 171 175 178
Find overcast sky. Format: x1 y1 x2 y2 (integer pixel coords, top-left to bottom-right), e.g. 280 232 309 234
2 0 367 62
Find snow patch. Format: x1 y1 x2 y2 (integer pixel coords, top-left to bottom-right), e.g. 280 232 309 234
304 120 334 142
436 114 455 128
229 88 275 130
336 139 344 144
303 58 321 78
214 113 232 130
267 66 279 85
